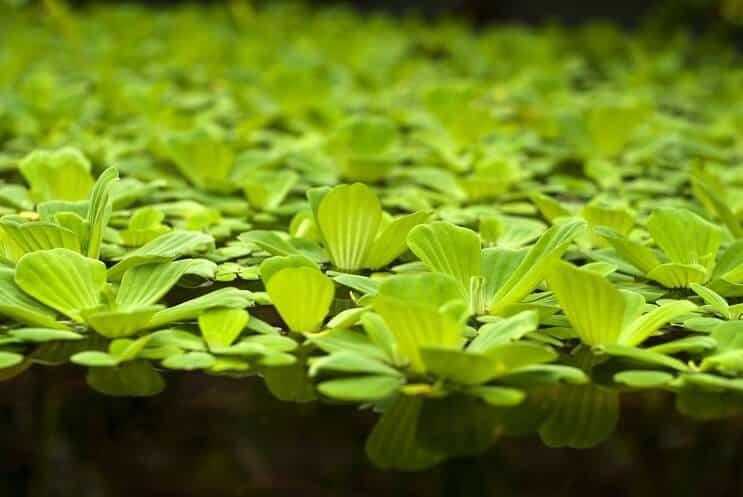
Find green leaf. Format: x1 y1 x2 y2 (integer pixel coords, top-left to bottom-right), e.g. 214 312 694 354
70 350 118 367
365 395 445 471
539 384 619 449
332 273 379 295
265 266 334 333
165 130 234 191
82 305 163 338
361 312 401 364
377 272 465 311
587 100 651 156
581 202 634 236
147 329 206 351
0 219 81 260
259 254 317 285
596 344 689 371
0 351 24 369
116 259 207 307
376 295 465 369
480 247 528 304
488 219 585 315
467 386 526 406
468 310 539 352
646 262 708 288
161 351 216 370
312 183 382 271
19 147 94 201
242 169 298 211
109 334 152 362
407 222 481 299
691 170 743 238
8 328 83 342
546 261 625 346
198 307 249 348
310 328 391 363
646 207 721 271
614 370 674 388
619 299 696 346
530 193 571 222
85 167 118 259
318 374 401 401
593 227 661 274
87 361 165 397
239 230 302 257
0 268 66 329
107 230 213 280
365 211 429 270
15 249 106 322
419 347 504 385
309 351 401 377
147 288 253 328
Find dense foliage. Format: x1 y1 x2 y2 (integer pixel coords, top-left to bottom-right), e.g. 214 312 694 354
1 0 743 469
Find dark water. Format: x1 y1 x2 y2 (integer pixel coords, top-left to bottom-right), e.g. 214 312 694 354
2 367 743 497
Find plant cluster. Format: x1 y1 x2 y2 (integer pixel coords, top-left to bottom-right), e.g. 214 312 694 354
1 0 743 469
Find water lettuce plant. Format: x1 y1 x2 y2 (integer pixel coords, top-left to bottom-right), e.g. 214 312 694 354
1 0 743 472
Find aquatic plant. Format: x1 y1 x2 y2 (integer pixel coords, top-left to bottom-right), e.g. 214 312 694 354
0 0 742 471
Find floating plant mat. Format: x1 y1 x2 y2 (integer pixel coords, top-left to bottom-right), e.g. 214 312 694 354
1 0 743 473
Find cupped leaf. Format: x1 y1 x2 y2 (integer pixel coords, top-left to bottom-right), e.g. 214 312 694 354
646 207 722 271
0 219 81 260
407 222 481 299
311 183 382 271
374 296 463 373
420 347 507 385
647 263 708 288
198 307 249 348
15 249 106 322
242 169 298 211
377 272 465 312
259 254 317 285
19 147 94 202
165 130 235 191
81 305 164 338
265 266 334 333
546 261 625 346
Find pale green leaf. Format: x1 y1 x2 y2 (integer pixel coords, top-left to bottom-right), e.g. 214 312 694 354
198 308 249 348
15 249 106 322
407 221 481 299
266 266 334 333
313 183 382 271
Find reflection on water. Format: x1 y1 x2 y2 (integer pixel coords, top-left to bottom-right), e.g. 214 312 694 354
2 365 743 497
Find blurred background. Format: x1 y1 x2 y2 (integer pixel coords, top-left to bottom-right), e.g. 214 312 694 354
4 0 743 28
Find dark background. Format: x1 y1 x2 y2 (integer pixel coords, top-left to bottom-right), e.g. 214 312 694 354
54 0 741 30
